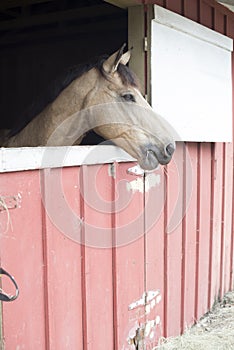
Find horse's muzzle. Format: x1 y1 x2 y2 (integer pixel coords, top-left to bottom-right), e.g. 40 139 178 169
165 142 176 158
140 142 175 170
150 142 175 165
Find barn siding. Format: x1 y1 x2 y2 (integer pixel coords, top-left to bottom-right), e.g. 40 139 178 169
0 171 46 349
142 0 234 337
0 0 234 349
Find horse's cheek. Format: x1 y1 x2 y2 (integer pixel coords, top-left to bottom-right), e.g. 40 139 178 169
94 124 121 140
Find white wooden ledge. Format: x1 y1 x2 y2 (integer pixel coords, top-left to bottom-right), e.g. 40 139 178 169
0 146 135 173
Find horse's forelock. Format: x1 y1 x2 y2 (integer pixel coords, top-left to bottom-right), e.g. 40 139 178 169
116 63 140 89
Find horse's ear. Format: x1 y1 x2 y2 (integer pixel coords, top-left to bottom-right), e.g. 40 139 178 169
103 44 131 74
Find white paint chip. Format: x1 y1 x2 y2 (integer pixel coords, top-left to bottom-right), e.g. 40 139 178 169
145 173 161 192
126 174 161 194
155 315 161 325
126 177 144 193
150 299 156 309
145 304 151 315
156 295 162 304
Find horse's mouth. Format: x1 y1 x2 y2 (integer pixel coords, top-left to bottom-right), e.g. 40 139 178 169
139 143 175 171
146 149 160 169
138 150 159 171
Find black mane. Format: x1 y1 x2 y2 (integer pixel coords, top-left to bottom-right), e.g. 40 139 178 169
9 55 139 137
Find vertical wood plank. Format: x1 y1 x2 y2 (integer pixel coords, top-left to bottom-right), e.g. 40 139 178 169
113 162 145 349
184 0 199 21
42 167 83 350
154 0 165 7
81 164 114 350
227 14 234 38
220 143 233 295
165 0 182 14
231 183 234 290
195 143 212 320
209 143 223 307
227 16 234 292
181 143 198 329
231 19 234 293
145 166 165 343
0 171 46 349
214 7 226 34
200 0 214 28
164 143 183 337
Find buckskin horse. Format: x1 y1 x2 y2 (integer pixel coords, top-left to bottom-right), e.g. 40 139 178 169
1 44 175 170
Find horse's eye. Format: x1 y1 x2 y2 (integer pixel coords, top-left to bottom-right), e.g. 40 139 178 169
122 93 136 102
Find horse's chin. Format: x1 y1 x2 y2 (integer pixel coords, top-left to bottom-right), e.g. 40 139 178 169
137 143 175 170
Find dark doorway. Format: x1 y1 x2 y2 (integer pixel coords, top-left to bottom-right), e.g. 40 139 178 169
0 1 128 133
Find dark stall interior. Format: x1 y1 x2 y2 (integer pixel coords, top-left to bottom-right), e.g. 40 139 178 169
0 0 128 143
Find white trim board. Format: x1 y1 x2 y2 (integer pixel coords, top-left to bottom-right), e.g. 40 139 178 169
0 145 135 173
154 5 233 51
151 5 233 142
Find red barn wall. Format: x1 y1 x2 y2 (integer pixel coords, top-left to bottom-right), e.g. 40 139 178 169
141 0 234 334
0 0 234 349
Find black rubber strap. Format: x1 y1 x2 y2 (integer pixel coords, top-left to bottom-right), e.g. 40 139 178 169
0 268 19 302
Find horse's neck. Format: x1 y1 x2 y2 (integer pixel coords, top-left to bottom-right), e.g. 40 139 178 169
52 69 99 114
46 69 100 145
6 69 100 147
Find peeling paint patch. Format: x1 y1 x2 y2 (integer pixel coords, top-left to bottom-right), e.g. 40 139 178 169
128 290 160 311
155 315 161 325
126 177 144 193
108 163 116 178
156 294 162 304
126 173 161 194
145 173 161 192
127 164 145 176
125 290 162 349
126 316 162 349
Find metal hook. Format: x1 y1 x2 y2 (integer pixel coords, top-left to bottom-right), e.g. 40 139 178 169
0 268 19 302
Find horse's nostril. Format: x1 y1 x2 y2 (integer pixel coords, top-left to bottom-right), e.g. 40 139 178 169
165 143 175 157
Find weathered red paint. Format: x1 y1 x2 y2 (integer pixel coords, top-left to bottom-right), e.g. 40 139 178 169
0 0 234 348
182 143 197 329
0 171 46 349
42 167 84 350
164 144 183 337
113 162 145 349
81 164 114 349
195 144 212 320
221 144 233 294
145 166 165 341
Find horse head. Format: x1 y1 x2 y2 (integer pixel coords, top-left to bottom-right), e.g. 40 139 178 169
87 45 176 170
